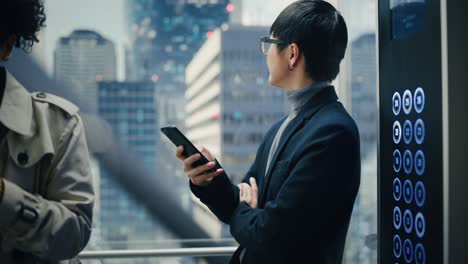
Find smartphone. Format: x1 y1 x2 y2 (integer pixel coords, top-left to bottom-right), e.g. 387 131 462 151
160 126 221 173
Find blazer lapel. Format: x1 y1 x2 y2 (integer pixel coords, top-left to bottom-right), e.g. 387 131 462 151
259 119 284 177
258 114 305 205
258 86 339 206
263 114 305 181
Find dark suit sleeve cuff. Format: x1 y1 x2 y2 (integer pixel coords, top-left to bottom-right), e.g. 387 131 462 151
190 171 241 223
189 178 208 197
189 171 230 202
189 159 228 199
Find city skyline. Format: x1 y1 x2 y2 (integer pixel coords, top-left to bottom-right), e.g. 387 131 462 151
54 30 117 113
42 0 338 82
97 81 170 252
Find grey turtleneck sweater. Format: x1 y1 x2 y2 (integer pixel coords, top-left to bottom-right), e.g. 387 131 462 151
264 81 331 177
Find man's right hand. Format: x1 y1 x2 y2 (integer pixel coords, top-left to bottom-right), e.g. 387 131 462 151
176 146 224 187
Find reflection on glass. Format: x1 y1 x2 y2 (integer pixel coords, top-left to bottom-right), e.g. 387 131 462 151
34 0 379 263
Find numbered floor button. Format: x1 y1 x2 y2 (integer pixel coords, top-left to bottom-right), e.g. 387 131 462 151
403 90 413 114
415 181 426 207
415 150 426 176
393 121 402 144
403 120 412 144
403 179 413 204
404 239 414 263
393 92 402 116
394 178 402 201
394 206 402 230
394 235 402 258
393 150 402 173
404 209 413 234
415 119 425 144
415 212 426 238
414 87 425 114
415 243 426 264
404 150 413 174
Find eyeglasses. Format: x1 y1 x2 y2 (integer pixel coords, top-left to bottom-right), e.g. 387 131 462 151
260 37 287 56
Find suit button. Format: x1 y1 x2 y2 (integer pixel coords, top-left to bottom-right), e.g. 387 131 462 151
17 152 29 165
36 92 47 99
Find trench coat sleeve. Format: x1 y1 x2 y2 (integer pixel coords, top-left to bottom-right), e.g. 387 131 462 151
0 115 94 260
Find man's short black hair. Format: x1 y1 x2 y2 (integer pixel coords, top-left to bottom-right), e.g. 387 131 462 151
270 0 348 82
0 0 46 52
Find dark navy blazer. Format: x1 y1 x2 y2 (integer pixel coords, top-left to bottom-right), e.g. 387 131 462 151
191 86 361 264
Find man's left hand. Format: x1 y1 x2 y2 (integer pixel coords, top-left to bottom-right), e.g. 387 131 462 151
238 177 258 208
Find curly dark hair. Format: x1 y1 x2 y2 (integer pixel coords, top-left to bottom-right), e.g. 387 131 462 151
0 0 46 52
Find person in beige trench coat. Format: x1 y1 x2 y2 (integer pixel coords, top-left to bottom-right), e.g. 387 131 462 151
0 1 94 263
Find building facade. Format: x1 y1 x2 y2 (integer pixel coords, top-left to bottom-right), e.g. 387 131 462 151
125 0 230 84
97 81 169 251
185 25 288 185
54 30 117 113
344 33 378 264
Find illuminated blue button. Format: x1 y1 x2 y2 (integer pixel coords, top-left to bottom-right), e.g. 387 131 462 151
393 150 402 173
403 120 412 144
415 150 426 176
404 239 414 263
403 150 413 174
415 243 426 264
394 206 402 230
394 235 402 258
415 119 425 144
393 178 402 201
403 179 413 204
404 209 413 234
393 121 402 144
414 87 425 114
393 92 402 116
415 181 426 207
415 212 426 238
403 90 413 114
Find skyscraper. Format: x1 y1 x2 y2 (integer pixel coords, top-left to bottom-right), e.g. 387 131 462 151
54 30 117 113
125 0 230 85
97 81 170 250
351 34 377 154
334 1 378 262
343 33 378 264
335 0 374 109
154 85 191 212
124 1 232 235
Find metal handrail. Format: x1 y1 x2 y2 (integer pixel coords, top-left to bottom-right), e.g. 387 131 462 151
88 238 237 246
79 246 238 259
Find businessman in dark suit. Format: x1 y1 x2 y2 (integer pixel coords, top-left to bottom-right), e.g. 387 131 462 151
176 1 360 263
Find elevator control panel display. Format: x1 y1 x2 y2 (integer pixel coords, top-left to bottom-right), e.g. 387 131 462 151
390 0 426 40
379 0 443 263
